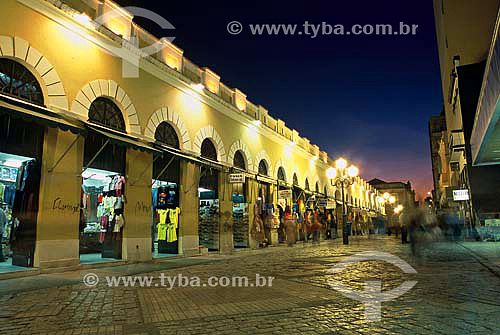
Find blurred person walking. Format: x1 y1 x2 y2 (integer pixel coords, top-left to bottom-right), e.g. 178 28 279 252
284 206 296 247
311 210 321 244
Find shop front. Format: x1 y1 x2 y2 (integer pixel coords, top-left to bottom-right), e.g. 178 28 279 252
0 58 84 271
277 168 292 243
255 160 277 246
0 111 43 269
198 139 220 251
79 98 157 264
151 122 181 257
230 157 249 249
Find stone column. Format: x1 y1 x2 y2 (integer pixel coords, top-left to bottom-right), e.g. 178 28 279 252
218 170 234 254
179 160 200 256
35 128 84 269
122 148 153 263
270 182 279 246
248 178 258 249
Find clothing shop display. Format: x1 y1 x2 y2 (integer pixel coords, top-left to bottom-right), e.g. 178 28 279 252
156 207 180 247
5 159 41 267
152 182 180 254
232 203 249 248
80 172 126 259
199 200 219 250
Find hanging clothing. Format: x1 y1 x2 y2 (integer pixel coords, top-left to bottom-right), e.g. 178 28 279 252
99 216 108 243
157 222 167 241
115 176 126 197
152 188 158 210
0 182 5 200
113 214 124 232
157 190 167 209
4 185 16 207
158 209 168 225
166 208 180 242
168 208 180 228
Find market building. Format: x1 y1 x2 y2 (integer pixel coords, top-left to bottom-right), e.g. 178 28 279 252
0 0 385 273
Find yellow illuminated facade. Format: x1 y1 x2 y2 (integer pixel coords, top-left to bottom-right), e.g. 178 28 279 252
0 0 384 270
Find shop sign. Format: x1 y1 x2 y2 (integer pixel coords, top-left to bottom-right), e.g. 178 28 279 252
278 189 292 200
453 189 469 201
326 200 336 209
229 173 245 183
317 199 327 207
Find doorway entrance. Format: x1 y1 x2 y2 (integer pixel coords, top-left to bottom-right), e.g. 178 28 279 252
198 139 220 251
79 98 126 264
152 121 181 257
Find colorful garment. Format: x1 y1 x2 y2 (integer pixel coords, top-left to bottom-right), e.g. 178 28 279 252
158 209 168 225
115 176 126 197
99 215 108 243
157 223 167 241
168 208 180 227
0 183 5 201
113 214 124 232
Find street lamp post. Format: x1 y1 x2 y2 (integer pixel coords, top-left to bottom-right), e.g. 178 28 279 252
327 158 359 245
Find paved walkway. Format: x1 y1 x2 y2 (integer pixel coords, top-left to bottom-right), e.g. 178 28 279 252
0 237 499 334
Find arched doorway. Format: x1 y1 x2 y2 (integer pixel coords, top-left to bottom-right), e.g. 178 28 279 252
152 121 181 256
276 166 289 243
198 138 220 251
232 150 249 248
256 159 273 245
80 97 127 262
0 58 45 268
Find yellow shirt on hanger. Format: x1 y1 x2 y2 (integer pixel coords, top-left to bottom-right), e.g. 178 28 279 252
167 208 180 242
157 223 167 241
158 209 168 225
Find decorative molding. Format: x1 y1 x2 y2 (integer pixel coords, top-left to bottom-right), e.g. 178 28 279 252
16 0 330 164
71 79 140 134
255 150 273 177
145 107 192 151
228 139 253 171
0 35 69 111
274 158 288 182
193 125 227 163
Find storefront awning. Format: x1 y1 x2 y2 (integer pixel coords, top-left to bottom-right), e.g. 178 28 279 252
86 123 161 153
256 174 276 184
0 93 84 134
153 142 224 170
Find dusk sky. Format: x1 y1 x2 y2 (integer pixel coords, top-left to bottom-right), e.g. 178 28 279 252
118 0 443 199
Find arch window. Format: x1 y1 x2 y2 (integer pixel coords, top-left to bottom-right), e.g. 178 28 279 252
277 167 286 182
201 138 217 161
258 159 268 176
233 150 246 170
155 121 179 149
89 97 125 132
0 58 43 106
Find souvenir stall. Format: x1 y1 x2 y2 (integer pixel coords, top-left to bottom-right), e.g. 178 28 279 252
80 126 127 262
80 169 125 260
152 180 180 255
198 166 220 251
230 173 249 248
0 154 40 267
0 113 44 268
292 185 306 241
257 177 275 245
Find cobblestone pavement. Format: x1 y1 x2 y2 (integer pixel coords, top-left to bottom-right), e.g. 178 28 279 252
0 236 499 335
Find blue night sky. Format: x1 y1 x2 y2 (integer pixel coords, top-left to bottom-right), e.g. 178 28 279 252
117 0 443 199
